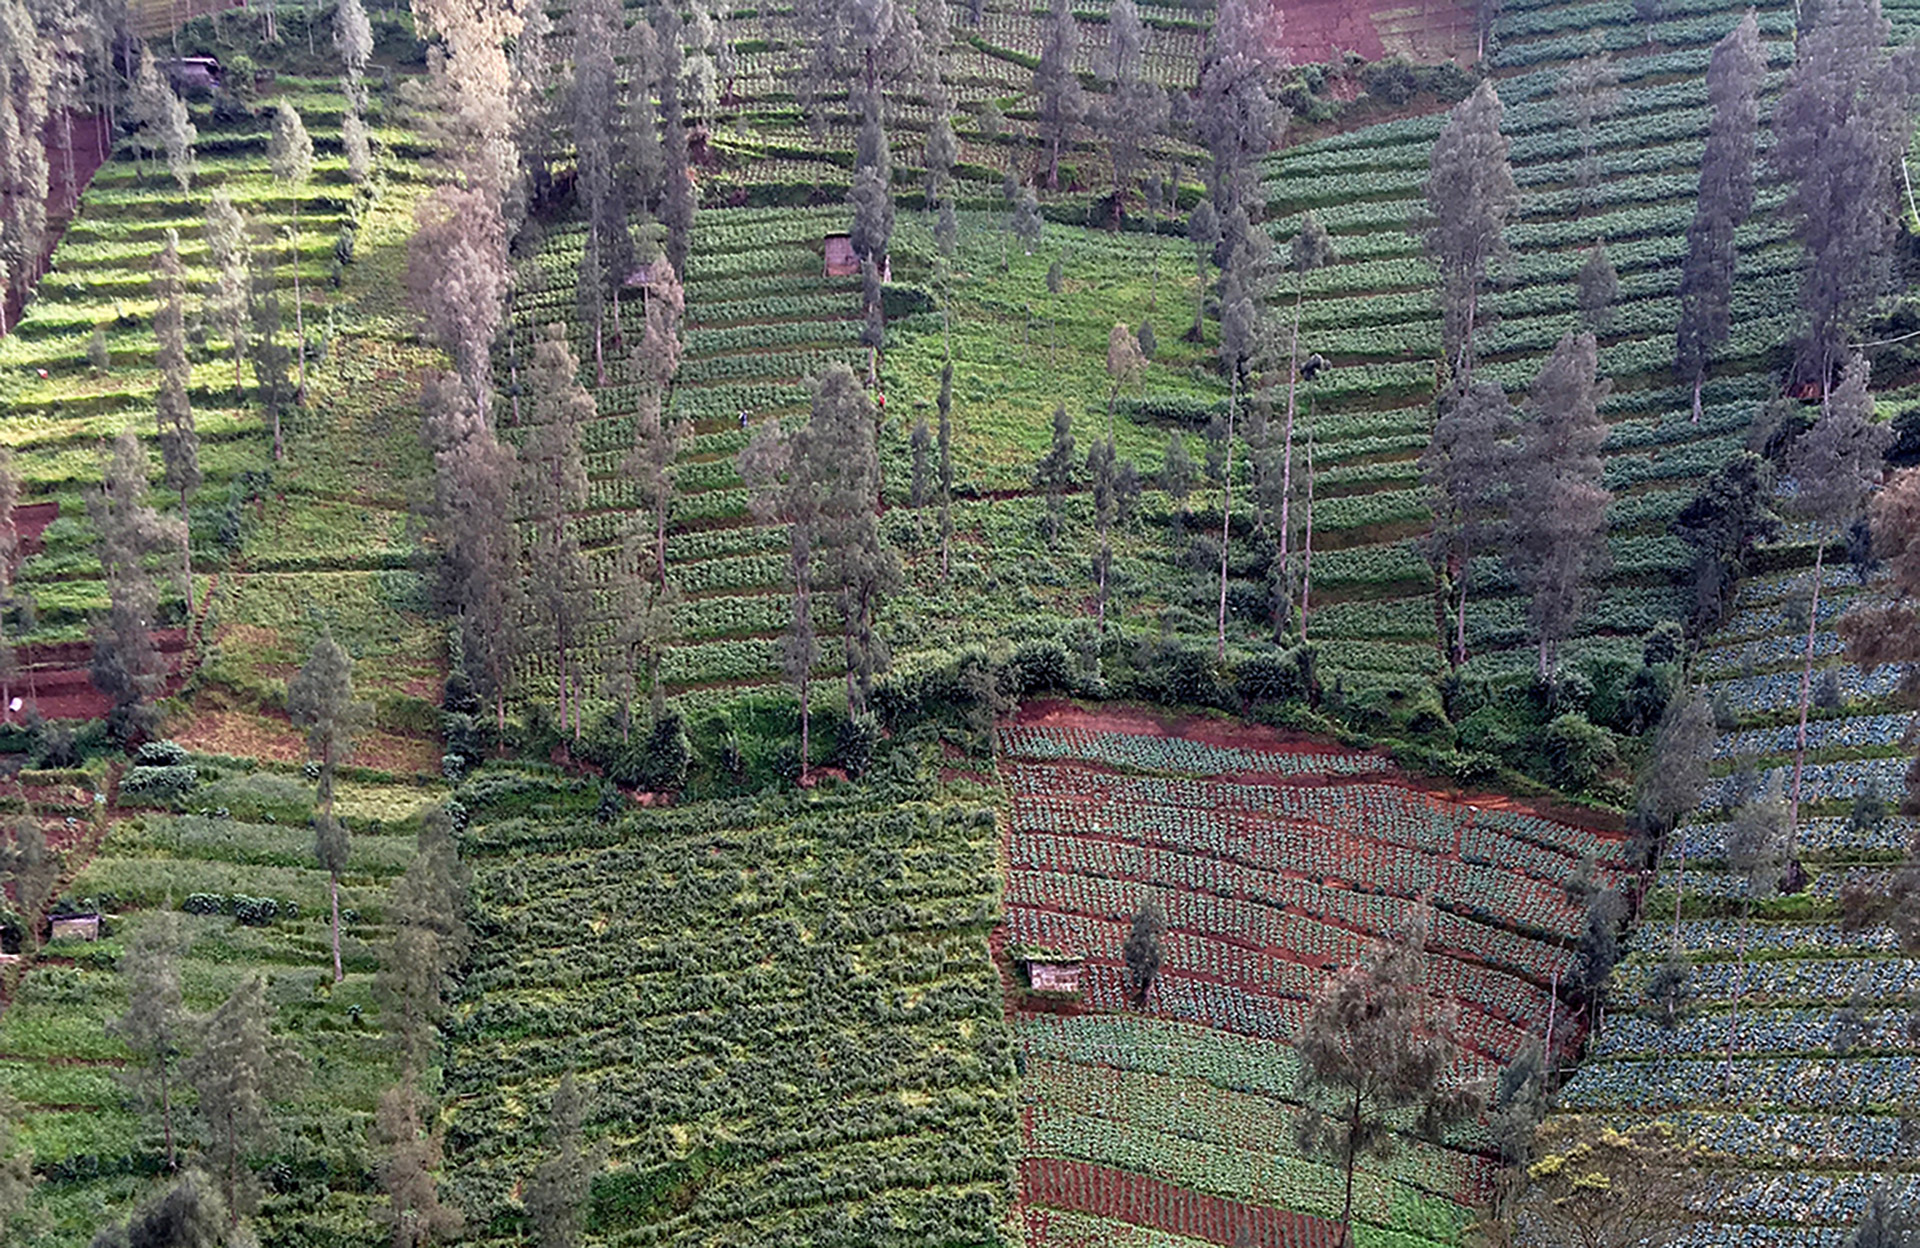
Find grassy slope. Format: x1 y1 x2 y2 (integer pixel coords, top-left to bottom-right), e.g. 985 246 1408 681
0 54 464 1245
0 70 446 767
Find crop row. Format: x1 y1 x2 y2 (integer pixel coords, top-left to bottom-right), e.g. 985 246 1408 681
1556 1055 1920 1113
1000 727 1380 777
1025 1108 1475 1234
1025 1059 1488 1196
1590 1008 1919 1061
1666 815 1916 862
1697 757 1909 814
1611 954 1920 1005
1712 713 1912 761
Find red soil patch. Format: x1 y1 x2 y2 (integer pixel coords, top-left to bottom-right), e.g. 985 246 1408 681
1009 700 1625 835
1023 1159 1346 1248
1272 0 1477 66
11 502 58 563
1 631 191 724
1011 699 1362 759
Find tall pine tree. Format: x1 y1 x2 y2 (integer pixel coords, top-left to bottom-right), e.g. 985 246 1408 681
1773 0 1920 402
1507 332 1611 680
1424 81 1516 388
1675 13 1763 420
153 230 199 621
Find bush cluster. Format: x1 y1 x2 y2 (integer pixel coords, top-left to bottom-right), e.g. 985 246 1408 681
182 893 300 926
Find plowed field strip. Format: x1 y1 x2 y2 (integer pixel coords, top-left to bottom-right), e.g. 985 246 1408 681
1021 1158 1348 1248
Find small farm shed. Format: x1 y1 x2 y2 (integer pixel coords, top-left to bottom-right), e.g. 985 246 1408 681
1021 956 1083 995
823 235 890 281
164 57 223 93
49 913 101 943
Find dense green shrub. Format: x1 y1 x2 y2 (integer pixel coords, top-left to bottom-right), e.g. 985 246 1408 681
1011 639 1072 696
134 741 190 768
120 765 199 802
1543 713 1618 793
1237 645 1318 706
638 711 691 792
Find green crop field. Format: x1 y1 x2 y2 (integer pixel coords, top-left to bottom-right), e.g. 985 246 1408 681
999 709 1624 1246
438 767 1016 1248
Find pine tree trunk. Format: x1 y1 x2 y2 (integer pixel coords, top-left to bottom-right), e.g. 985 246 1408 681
161 1065 175 1170
1672 833 1686 947
556 624 569 743
292 226 306 402
1216 377 1235 663
655 480 669 592
1097 533 1109 634
1301 438 1315 638
1790 541 1824 834
179 487 195 632
225 1104 239 1228
62 113 77 214
1461 285 1478 387
329 869 343 983
1453 532 1472 666
845 611 859 713
1277 289 1303 639
1546 971 1566 1075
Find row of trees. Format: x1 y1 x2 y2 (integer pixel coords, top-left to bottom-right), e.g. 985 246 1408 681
413 0 695 748
1418 0 1912 685
740 364 897 775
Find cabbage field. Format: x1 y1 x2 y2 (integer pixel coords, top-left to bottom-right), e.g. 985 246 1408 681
1002 711 1627 1245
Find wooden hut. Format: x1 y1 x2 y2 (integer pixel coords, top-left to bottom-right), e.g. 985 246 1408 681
49 913 101 943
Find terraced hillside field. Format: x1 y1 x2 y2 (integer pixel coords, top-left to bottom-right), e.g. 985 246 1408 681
0 761 449 1244
703 0 1209 207
0 69 447 752
1000 704 1627 1246
1261 0 1801 702
1552 552 1920 1246
440 770 1017 1247
501 203 866 709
